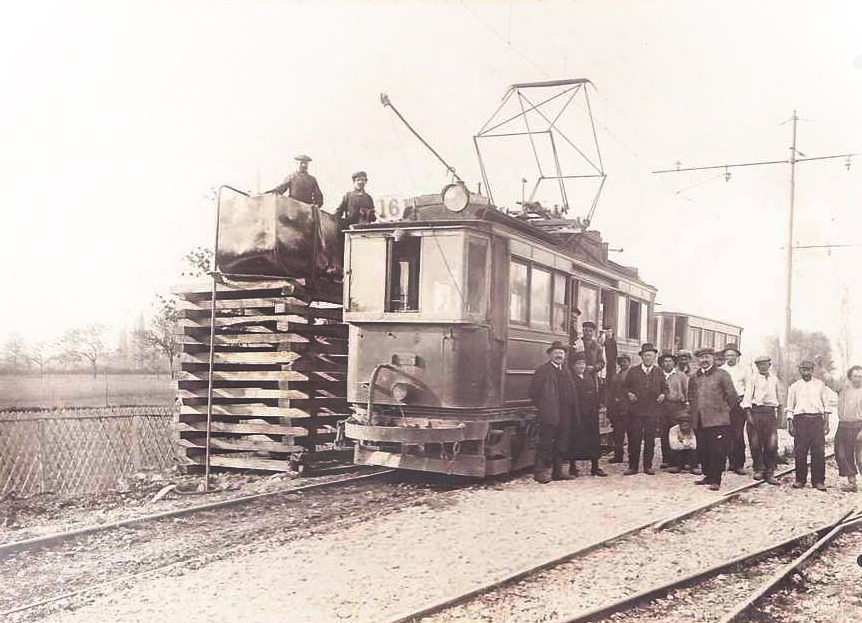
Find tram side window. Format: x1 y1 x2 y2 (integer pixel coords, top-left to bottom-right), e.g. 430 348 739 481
530 267 552 331
465 237 489 317
386 236 421 312
552 273 568 333
509 260 529 324
627 299 642 340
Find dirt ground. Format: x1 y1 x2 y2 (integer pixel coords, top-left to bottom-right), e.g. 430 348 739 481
10 456 858 623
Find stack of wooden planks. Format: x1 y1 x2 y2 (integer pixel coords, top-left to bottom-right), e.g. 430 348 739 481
175 278 351 472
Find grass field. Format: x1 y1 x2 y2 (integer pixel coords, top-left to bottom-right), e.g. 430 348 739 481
0 373 176 410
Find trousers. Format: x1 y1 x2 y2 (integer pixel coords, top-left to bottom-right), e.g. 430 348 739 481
536 417 571 466
793 413 826 485
609 412 628 461
727 401 746 470
835 421 862 477
747 406 779 476
660 401 684 466
701 425 729 484
626 415 658 470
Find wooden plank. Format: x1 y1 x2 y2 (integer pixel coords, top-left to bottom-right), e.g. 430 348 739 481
178 436 303 453
185 453 293 472
178 388 310 400
181 352 300 365
178 370 309 382
178 308 342 325
177 333 309 346
180 404 311 418
179 297 301 311
177 420 308 436
180 396 349 409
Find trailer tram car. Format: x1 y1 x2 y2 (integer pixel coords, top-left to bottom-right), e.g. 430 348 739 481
652 311 743 355
342 186 657 477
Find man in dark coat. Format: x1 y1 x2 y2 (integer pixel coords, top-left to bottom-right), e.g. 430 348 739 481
607 354 631 463
335 171 376 228
267 154 324 206
688 347 738 490
623 343 668 475
529 341 579 483
570 351 607 476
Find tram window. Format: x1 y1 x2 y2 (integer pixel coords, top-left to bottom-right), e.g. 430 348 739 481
627 299 642 340
465 237 489 317
601 290 617 333
578 283 599 327
661 317 674 351
552 273 568 332
688 327 702 349
703 330 715 349
386 236 421 312
509 260 529 324
530 267 552 331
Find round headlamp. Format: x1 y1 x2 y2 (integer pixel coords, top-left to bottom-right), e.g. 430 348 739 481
391 382 412 403
442 183 470 213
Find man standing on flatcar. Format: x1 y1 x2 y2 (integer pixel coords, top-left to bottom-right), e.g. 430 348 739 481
720 343 750 475
335 171 376 228
689 347 738 491
570 351 607 477
530 341 580 483
623 343 668 475
607 354 632 464
267 154 324 206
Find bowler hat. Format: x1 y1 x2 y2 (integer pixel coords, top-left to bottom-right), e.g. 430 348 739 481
351 170 368 181
694 347 716 357
295 154 312 162
546 341 568 354
638 343 658 355
754 355 771 364
582 321 597 330
722 343 742 356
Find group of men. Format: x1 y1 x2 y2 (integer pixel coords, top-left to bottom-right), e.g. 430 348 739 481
267 154 378 228
531 332 839 492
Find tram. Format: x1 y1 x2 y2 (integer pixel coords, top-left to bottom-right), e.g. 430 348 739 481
342 186 656 476
651 311 743 355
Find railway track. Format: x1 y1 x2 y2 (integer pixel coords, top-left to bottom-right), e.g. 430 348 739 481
385 456 841 623
1 467 470 620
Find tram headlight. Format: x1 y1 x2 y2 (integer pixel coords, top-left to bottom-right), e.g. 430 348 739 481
391 382 412 403
442 183 470 213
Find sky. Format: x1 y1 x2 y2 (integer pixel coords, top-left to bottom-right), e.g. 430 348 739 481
0 0 860 365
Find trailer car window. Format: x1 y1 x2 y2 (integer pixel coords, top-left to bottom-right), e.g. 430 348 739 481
627 299 641 340
386 236 421 312
465 237 489 317
552 273 567 333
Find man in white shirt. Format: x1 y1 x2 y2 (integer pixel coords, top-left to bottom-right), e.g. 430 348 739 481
720 344 750 475
741 355 782 485
786 360 832 491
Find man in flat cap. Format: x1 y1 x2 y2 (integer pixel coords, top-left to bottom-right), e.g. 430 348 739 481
580 321 605 376
607 354 632 464
335 171 376 228
720 343 750 475
741 355 783 484
530 341 579 483
267 154 324 206
786 359 833 490
689 347 737 490
659 352 688 471
622 343 668 475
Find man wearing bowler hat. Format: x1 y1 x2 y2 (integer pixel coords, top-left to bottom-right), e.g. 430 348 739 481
720 343 750 475
335 170 376 228
741 355 783 484
267 154 324 206
622 343 668 475
530 341 580 483
690 347 741 490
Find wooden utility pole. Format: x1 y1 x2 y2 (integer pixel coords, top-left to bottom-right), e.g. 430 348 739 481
654 112 856 359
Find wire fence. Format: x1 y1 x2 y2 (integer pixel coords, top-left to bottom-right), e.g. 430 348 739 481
0 406 180 498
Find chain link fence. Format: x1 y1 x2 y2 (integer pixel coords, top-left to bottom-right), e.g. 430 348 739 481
0 406 180 498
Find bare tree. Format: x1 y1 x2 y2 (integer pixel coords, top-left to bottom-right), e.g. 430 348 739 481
134 294 180 379
58 324 110 378
26 341 53 378
3 334 28 371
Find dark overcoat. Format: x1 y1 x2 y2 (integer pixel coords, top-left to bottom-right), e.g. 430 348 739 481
530 361 579 427
571 371 601 459
623 365 669 418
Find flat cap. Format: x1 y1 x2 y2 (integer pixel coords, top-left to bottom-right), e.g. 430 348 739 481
694 347 716 357
351 170 368 180
754 355 772 364
677 349 694 359
582 321 597 329
798 360 815 369
295 154 312 162
570 350 587 362
616 354 631 363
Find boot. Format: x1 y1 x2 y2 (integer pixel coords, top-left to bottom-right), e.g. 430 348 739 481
534 459 552 484
569 461 581 477
553 462 575 481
